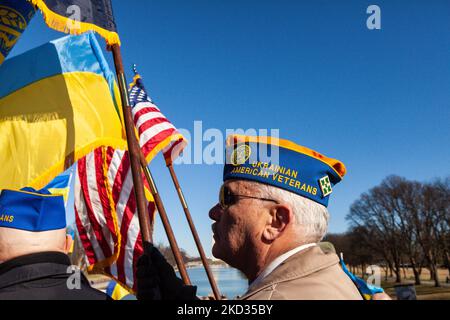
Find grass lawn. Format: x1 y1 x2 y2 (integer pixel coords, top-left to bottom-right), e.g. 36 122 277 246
381 281 450 300
351 267 450 300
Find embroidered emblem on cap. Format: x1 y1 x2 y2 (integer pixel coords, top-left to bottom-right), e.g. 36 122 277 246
224 135 346 207
231 144 251 166
319 175 333 197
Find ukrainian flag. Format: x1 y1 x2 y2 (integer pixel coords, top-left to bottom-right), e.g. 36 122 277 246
340 255 385 300
0 32 127 190
106 280 134 300
44 169 73 207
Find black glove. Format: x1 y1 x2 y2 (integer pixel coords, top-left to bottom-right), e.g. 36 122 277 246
136 241 198 300
136 242 162 300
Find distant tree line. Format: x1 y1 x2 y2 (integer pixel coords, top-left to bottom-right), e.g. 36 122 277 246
156 243 195 267
325 175 449 287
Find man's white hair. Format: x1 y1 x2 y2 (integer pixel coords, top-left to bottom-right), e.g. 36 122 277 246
252 182 329 242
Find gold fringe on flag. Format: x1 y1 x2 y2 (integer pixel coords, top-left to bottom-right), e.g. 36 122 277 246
30 0 121 45
86 147 121 273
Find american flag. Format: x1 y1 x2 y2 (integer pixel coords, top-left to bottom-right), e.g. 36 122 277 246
129 74 187 165
74 73 186 292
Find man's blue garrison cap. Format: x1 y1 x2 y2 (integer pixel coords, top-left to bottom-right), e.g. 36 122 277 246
223 135 347 207
0 187 66 231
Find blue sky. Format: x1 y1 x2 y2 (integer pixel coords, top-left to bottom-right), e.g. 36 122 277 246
8 0 450 257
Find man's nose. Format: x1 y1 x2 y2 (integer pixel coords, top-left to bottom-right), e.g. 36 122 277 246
209 203 222 221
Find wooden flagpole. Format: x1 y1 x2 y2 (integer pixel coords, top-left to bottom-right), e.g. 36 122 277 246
110 44 153 244
167 164 222 300
110 46 191 286
129 65 218 296
138 153 191 285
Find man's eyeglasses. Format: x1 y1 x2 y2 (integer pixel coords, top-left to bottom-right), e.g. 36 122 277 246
219 185 279 209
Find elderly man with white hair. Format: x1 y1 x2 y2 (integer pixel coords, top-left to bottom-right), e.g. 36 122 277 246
208 135 362 299
137 135 367 300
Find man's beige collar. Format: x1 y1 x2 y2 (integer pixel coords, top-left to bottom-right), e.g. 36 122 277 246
250 243 317 288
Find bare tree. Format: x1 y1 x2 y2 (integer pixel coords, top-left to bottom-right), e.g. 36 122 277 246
156 243 193 267
346 175 449 287
347 179 404 283
382 176 423 285
432 178 450 279
418 178 450 287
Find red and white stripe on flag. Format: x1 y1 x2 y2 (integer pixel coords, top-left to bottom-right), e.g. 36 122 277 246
132 99 187 164
129 75 187 165
75 73 187 292
75 146 155 292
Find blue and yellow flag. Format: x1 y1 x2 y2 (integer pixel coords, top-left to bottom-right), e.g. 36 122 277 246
106 280 135 300
0 0 36 65
340 254 384 300
0 32 126 190
43 168 73 207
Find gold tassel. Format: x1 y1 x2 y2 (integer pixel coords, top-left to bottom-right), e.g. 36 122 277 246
30 0 121 45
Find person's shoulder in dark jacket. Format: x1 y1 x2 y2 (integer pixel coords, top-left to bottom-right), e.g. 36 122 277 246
0 189 108 300
0 251 108 300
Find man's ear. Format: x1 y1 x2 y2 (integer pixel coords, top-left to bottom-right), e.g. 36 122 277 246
64 235 74 254
262 204 293 242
